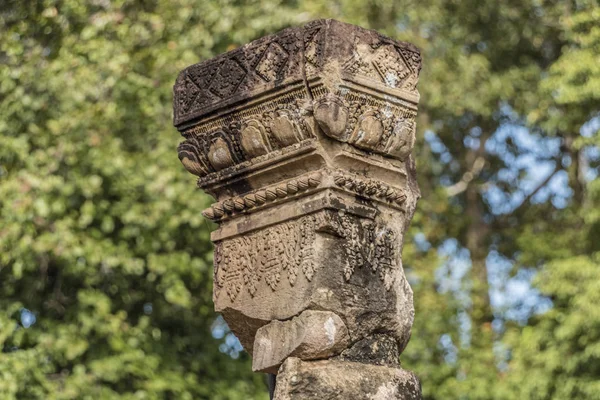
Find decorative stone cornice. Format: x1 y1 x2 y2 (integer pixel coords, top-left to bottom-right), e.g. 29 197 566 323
173 19 422 399
174 19 420 127
175 19 420 186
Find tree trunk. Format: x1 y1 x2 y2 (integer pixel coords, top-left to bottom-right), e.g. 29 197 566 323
465 184 493 350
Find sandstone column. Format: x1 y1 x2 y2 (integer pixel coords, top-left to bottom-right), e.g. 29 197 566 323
173 19 422 399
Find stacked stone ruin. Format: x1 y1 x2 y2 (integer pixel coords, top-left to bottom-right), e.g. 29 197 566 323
173 19 422 399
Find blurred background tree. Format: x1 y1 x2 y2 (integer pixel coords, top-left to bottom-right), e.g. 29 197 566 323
0 0 598 399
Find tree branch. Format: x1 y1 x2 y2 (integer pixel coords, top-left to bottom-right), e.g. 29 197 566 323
511 164 561 215
446 156 486 197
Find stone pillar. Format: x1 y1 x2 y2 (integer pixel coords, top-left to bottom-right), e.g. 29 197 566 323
173 19 422 399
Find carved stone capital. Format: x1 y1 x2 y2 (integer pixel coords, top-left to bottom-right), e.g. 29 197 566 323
173 19 422 398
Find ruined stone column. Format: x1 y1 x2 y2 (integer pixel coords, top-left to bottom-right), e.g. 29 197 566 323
173 19 422 399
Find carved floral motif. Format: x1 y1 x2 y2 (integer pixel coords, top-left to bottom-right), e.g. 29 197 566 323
239 119 271 158
350 109 384 149
178 130 241 177
214 214 319 301
386 116 416 159
177 100 315 178
208 136 236 170
342 42 420 92
266 107 311 147
255 42 290 82
213 212 400 302
177 136 210 176
314 94 348 139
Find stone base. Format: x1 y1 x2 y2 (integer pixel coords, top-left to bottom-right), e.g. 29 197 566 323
274 357 421 399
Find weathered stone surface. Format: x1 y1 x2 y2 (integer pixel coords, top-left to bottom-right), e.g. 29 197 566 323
274 357 421 399
173 18 423 398
336 333 400 367
173 22 421 352
211 205 416 353
253 310 350 374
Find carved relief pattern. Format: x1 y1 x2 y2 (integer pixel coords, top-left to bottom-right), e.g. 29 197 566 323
397 46 423 90
279 221 301 286
176 21 420 364
324 213 399 289
340 217 364 281
174 28 303 123
174 20 421 126
333 174 407 208
202 173 322 220
303 22 325 76
342 41 420 92
179 88 416 180
263 228 282 290
214 212 400 302
262 104 314 148
214 215 321 302
176 20 421 181
178 95 316 179
208 58 247 98
300 220 317 281
255 42 290 82
178 129 243 177
313 90 417 160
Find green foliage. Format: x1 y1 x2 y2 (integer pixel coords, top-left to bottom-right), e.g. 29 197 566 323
502 254 600 399
1 0 599 399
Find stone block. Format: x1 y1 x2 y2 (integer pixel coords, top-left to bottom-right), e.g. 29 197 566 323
274 357 421 399
252 310 350 374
